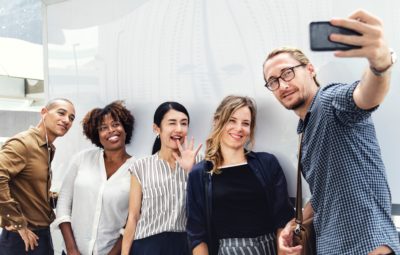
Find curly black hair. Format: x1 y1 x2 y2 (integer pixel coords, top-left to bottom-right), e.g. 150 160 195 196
82 101 135 148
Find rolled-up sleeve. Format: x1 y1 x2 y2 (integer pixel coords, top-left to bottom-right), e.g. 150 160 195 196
0 138 28 229
331 81 378 125
186 163 207 250
52 154 80 228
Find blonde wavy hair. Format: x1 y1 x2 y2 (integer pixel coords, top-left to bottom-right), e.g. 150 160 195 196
205 95 257 174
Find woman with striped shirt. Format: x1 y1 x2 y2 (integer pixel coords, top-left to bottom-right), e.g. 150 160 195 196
186 95 294 255
122 101 202 255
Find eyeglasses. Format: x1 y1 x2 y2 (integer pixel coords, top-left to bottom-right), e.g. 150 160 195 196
265 64 306 91
98 121 122 132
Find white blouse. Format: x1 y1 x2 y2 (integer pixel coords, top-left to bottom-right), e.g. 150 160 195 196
130 153 202 240
53 148 135 255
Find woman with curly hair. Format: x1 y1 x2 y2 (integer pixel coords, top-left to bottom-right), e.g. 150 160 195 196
186 95 294 255
54 101 135 255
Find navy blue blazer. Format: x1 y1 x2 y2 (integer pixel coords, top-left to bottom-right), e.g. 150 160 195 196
186 151 294 252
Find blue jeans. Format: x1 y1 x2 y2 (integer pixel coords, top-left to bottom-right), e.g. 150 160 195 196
0 228 54 255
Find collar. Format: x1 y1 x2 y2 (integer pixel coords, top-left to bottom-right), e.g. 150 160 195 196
154 151 175 162
29 127 56 151
204 150 257 171
296 88 320 134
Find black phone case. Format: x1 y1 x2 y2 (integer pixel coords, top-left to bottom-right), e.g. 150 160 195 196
309 21 361 51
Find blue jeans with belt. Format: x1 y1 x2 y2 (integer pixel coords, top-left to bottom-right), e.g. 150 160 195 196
0 228 54 255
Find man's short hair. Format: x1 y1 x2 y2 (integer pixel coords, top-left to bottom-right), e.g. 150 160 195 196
45 98 74 110
263 46 320 87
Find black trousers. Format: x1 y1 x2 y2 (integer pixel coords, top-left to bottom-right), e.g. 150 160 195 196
130 232 190 255
0 228 54 255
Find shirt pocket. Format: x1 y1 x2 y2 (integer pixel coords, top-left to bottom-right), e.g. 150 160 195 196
141 185 168 215
142 185 166 199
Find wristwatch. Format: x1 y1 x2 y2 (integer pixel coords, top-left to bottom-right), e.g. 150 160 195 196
370 48 397 76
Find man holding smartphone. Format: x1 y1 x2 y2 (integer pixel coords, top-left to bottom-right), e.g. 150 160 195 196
0 98 75 255
263 9 399 255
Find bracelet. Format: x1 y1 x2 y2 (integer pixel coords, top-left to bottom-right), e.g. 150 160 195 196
369 48 397 76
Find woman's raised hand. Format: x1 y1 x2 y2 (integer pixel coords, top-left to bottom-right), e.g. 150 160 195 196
173 136 202 172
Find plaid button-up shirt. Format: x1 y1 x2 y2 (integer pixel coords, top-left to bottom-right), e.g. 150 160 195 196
297 82 400 254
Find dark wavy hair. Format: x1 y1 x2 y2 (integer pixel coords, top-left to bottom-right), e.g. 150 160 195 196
82 101 135 148
152 101 190 154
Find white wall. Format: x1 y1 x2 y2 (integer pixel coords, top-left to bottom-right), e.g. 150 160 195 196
44 0 400 203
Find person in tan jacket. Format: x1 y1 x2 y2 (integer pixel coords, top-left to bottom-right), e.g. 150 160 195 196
0 98 75 255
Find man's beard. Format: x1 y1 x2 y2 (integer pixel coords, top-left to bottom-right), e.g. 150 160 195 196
283 98 306 110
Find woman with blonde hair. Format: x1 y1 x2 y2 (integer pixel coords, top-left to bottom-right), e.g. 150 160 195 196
186 95 294 255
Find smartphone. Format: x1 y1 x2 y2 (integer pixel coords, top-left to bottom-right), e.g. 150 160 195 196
309 21 361 51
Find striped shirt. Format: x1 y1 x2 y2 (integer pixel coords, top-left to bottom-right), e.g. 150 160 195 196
218 233 276 255
130 153 202 240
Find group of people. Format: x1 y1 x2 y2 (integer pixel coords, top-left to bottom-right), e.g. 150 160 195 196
0 9 399 255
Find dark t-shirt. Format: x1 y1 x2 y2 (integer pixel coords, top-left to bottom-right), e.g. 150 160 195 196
212 163 271 239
